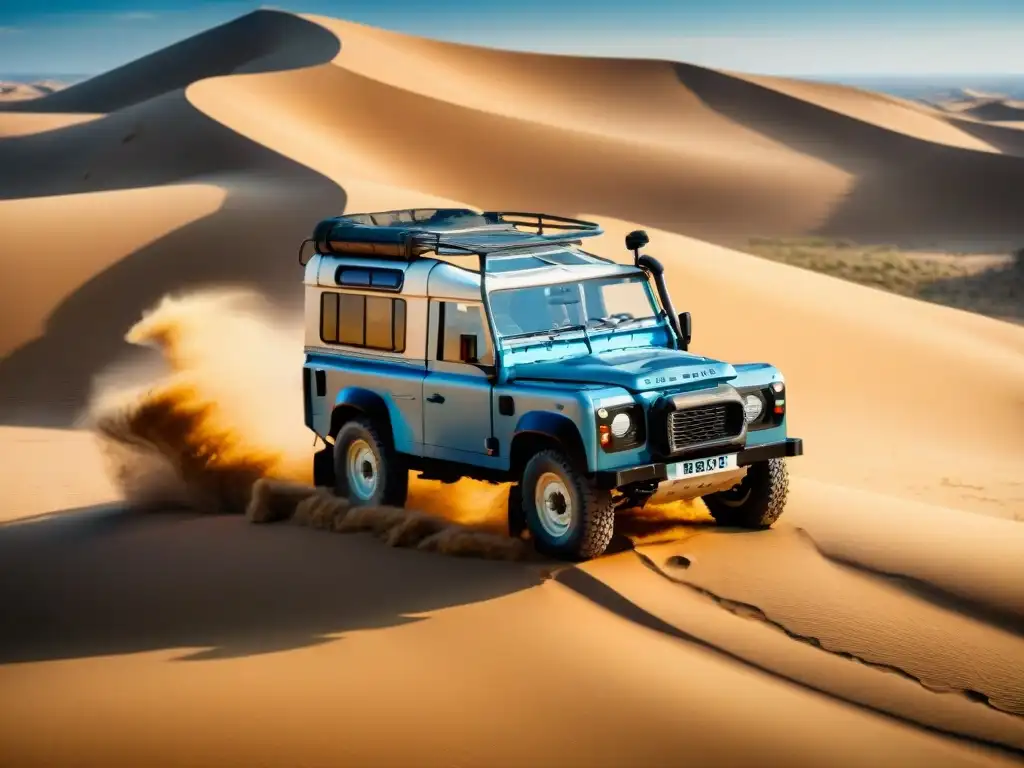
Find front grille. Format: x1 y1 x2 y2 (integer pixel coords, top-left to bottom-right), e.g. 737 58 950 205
668 403 742 452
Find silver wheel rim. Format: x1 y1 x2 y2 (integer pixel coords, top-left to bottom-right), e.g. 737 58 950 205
534 472 573 538
346 438 379 502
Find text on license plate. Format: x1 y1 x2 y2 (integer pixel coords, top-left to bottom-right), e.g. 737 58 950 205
666 453 738 480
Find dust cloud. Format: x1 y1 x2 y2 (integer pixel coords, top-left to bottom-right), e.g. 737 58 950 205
248 479 534 560
83 289 523 558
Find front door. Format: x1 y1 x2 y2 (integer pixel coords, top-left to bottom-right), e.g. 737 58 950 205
423 299 495 463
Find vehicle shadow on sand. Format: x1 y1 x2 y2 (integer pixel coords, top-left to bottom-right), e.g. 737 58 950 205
0 490 719 666
0 503 547 664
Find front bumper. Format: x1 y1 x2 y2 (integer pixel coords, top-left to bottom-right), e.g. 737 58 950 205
595 437 803 489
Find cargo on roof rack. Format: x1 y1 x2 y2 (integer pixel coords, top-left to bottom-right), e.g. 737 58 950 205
310 208 603 260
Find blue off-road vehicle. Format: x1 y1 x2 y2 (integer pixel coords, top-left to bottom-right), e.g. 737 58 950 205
299 209 803 560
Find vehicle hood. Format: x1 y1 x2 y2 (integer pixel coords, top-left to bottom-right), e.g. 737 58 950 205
509 347 737 391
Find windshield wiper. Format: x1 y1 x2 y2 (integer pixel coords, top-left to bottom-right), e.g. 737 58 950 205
587 316 650 331
586 317 624 331
501 323 594 353
501 328 558 341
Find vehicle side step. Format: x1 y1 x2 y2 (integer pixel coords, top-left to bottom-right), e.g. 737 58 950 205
416 472 462 484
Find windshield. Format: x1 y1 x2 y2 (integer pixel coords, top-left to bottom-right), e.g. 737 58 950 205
489 275 659 339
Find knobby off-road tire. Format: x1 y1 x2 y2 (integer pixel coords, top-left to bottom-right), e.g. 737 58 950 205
520 449 614 560
704 457 789 529
333 416 409 508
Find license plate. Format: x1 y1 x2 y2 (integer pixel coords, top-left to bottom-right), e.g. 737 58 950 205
666 453 738 481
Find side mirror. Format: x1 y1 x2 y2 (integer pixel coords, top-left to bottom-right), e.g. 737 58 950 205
678 311 692 350
459 333 479 363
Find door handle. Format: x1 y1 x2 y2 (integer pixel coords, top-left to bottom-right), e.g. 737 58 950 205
426 393 445 404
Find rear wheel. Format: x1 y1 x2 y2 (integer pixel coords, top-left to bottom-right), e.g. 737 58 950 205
333 417 408 507
520 449 614 560
703 458 788 529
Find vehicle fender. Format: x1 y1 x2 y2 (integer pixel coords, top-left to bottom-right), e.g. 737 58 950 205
510 411 591 473
330 386 393 441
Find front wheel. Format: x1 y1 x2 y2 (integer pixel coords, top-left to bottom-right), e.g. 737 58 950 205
333 417 408 508
520 449 614 560
703 457 789 529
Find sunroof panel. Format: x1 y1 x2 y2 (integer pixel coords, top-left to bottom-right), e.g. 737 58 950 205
539 250 589 265
486 256 550 272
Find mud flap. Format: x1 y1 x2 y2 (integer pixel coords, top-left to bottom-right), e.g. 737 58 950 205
313 444 335 488
507 484 527 539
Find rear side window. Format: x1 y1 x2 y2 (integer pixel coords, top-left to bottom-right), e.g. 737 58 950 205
320 291 406 352
438 301 494 366
337 293 364 345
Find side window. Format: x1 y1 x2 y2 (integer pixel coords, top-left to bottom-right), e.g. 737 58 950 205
337 293 364 346
320 291 406 352
438 301 494 366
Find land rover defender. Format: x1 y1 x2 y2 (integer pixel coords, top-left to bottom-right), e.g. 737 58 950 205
299 209 803 560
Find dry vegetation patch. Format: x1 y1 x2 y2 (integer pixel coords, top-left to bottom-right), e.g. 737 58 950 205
745 238 1023 324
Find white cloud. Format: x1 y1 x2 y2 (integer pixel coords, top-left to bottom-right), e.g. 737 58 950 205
0 26 22 34
114 12 158 21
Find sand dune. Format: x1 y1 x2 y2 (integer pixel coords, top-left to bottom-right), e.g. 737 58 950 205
0 111 102 138
923 95 1024 154
0 14 339 114
1 9 1023 768
0 82 48 102
0 82 343 424
727 71 1002 152
0 185 225 360
0 80 74 104
938 96 1024 124
187 14 1024 250
640 530 1024 716
0 427 119 523
963 101 1024 123
575 545 1024 753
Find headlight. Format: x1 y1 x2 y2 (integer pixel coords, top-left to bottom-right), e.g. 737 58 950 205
743 393 764 424
596 403 645 452
738 381 784 431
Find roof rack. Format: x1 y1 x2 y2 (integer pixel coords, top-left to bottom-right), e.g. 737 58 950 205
310 208 603 259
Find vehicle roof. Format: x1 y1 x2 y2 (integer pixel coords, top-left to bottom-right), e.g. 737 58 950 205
304 208 648 300
308 248 644 300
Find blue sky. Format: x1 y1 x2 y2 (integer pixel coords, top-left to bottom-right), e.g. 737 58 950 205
1 0 1023 77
